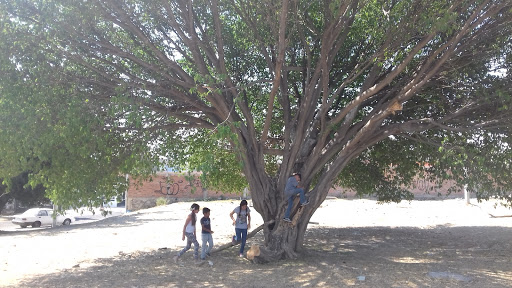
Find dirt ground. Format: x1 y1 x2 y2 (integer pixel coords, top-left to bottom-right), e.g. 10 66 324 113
1 198 512 288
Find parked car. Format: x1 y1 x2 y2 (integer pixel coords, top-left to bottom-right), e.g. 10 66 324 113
11 208 74 228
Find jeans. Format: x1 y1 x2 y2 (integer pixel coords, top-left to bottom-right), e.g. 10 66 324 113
201 233 213 260
235 228 248 254
284 187 306 219
178 232 199 259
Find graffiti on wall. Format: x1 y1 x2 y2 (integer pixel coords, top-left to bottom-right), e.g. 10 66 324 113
412 178 442 194
414 178 431 190
154 175 203 196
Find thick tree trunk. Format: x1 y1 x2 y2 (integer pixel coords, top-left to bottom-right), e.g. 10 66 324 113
250 190 315 262
241 137 337 262
245 160 336 263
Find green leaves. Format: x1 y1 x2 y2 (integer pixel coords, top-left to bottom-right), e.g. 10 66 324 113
0 0 511 211
0 6 157 208
177 128 247 194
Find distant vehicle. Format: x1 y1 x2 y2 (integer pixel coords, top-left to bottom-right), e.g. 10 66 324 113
103 197 118 208
103 196 125 208
11 208 74 228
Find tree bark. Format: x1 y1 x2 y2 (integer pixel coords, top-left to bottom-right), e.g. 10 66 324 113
252 188 316 261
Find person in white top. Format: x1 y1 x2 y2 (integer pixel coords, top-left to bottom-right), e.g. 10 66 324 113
174 203 200 263
229 200 251 257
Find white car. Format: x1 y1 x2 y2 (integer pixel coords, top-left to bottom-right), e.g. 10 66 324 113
11 208 74 228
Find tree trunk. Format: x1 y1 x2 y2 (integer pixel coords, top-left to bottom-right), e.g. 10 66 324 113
245 158 335 263
241 139 336 262
251 189 315 262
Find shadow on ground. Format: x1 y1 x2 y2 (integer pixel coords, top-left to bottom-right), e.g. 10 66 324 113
9 225 512 288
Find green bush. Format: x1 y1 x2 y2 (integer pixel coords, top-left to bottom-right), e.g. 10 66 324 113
155 197 168 206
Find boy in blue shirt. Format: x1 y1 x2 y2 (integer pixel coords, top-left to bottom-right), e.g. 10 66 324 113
283 173 309 222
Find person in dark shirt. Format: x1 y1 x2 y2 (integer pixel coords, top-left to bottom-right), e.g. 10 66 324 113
283 173 309 222
200 207 214 260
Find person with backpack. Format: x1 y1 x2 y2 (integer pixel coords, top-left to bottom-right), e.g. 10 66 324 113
229 200 251 257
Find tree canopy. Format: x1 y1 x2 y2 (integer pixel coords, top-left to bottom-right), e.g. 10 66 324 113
1 0 511 259
0 171 48 213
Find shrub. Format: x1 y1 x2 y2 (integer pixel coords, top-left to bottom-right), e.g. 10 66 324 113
155 197 168 206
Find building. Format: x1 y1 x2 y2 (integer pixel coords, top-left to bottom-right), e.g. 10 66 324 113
126 172 243 211
125 171 464 211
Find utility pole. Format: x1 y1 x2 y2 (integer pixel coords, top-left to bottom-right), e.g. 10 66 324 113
52 204 57 227
464 184 470 205
463 167 470 205
125 174 129 213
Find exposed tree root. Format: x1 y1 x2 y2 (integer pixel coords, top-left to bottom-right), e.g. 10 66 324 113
211 221 268 254
247 244 285 264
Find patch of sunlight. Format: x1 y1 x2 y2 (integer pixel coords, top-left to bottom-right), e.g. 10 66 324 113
154 264 170 275
282 260 307 268
335 248 357 253
428 271 472 282
388 256 438 264
479 269 512 282
342 279 356 285
293 272 319 286
392 280 422 287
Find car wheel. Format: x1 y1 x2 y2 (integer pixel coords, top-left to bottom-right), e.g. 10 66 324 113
63 219 71 225
20 225 27 228
32 221 41 228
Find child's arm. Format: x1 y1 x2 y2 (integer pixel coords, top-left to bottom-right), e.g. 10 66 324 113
247 213 251 230
201 222 214 233
182 215 191 241
229 210 236 226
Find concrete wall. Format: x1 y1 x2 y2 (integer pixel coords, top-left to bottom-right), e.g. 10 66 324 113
126 172 243 211
327 177 463 199
126 172 464 211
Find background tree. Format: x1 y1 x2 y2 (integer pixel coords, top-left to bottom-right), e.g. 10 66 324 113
0 172 48 214
0 0 511 261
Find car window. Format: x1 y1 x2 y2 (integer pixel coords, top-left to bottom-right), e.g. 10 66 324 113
37 210 48 216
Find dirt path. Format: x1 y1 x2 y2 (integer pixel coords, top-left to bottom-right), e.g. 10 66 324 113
1 198 512 287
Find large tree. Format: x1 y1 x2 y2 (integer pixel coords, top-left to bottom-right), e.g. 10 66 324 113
0 0 511 260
